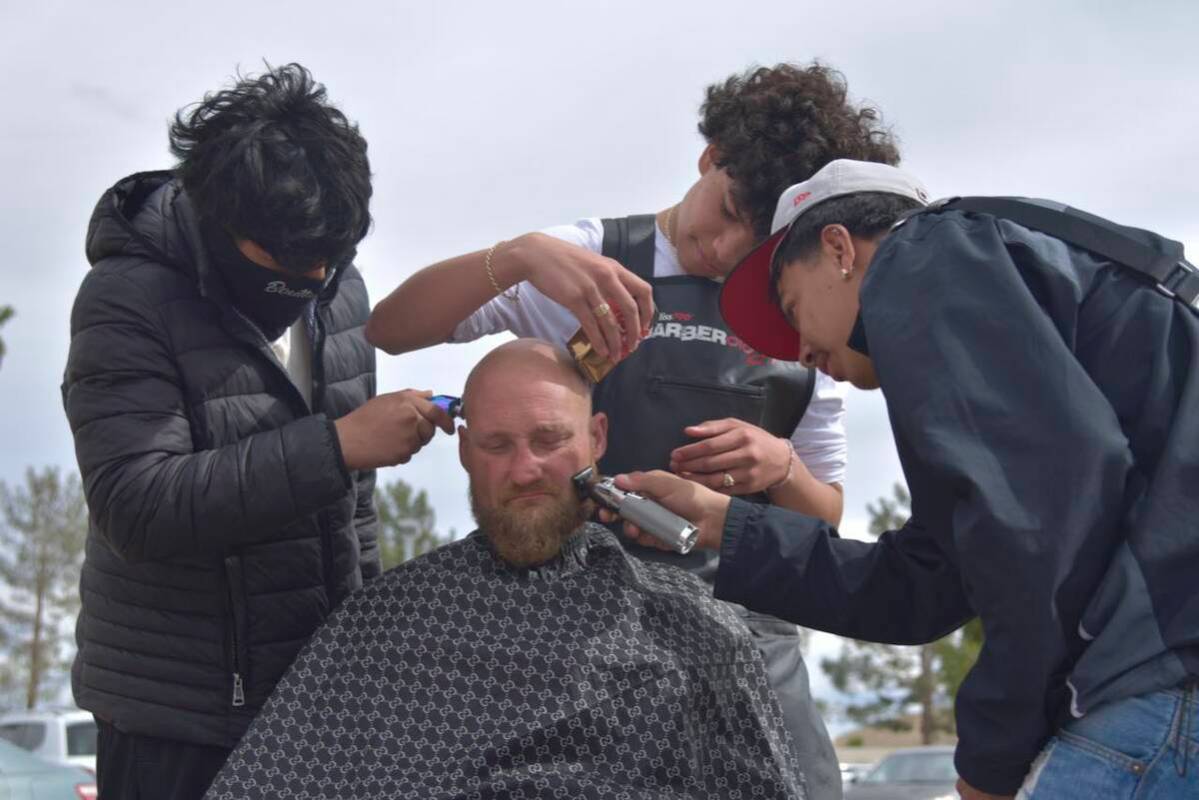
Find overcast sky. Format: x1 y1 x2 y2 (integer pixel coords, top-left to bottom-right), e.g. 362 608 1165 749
1 0 1196 726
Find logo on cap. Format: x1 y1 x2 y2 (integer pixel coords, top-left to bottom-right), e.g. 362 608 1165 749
792 191 812 207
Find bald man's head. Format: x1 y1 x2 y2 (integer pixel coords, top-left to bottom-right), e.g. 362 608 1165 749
459 339 607 568
462 339 591 423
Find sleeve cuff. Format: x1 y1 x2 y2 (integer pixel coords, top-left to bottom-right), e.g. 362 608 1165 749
323 416 353 490
955 748 1034 796
719 498 754 565
714 499 761 606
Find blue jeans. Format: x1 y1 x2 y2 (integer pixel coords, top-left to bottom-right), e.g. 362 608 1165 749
1018 684 1198 799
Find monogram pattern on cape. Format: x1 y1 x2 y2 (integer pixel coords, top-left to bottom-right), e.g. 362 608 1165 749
206 525 806 799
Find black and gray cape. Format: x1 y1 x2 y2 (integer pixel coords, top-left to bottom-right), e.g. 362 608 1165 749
205 524 805 799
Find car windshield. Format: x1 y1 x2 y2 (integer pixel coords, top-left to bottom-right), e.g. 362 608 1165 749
862 751 957 783
0 722 46 751
67 720 98 756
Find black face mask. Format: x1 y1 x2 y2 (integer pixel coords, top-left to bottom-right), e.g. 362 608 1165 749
204 227 329 341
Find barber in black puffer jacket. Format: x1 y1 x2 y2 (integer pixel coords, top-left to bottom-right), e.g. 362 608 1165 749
62 63 453 800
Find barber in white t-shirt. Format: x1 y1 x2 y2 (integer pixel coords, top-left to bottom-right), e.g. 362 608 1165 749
367 62 904 800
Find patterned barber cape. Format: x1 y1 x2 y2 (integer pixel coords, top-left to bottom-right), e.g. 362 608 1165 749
206 524 806 799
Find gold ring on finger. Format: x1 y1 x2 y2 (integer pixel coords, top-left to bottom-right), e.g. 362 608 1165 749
594 301 612 318
721 472 736 489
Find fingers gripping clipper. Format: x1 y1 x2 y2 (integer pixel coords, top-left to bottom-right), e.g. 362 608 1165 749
572 466 698 554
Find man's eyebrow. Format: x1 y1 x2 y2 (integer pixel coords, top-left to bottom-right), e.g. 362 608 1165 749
473 423 571 441
532 423 573 436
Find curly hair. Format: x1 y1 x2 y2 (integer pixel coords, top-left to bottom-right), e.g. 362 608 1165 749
170 62 372 273
699 63 899 239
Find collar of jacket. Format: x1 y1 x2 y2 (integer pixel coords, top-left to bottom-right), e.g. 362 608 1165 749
847 312 870 356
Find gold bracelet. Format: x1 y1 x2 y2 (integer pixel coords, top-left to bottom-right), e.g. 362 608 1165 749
484 240 517 302
767 438 797 492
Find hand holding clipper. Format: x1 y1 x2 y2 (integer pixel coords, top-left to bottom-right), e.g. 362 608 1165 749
572 466 698 554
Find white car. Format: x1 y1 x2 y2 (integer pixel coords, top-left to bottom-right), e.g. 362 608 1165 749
0 708 97 775
840 761 873 787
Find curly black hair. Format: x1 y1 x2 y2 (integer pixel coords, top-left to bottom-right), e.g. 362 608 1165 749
170 62 372 273
699 63 899 239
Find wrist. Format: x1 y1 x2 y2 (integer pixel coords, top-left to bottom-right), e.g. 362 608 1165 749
493 234 539 288
700 493 733 551
332 417 365 471
766 438 797 492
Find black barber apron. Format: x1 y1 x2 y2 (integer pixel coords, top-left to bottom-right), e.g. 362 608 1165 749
593 215 842 800
595 215 814 570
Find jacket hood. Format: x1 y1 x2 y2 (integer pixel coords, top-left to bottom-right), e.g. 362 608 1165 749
85 171 207 276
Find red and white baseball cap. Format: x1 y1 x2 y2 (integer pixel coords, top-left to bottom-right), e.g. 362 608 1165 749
719 159 929 361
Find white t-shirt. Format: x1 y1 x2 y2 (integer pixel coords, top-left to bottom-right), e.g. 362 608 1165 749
450 218 848 485
269 318 314 409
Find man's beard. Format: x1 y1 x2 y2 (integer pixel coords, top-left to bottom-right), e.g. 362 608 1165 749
470 481 587 568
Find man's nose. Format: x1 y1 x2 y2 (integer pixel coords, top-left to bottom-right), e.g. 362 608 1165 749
509 444 545 484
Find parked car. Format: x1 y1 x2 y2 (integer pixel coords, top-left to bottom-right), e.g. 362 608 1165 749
0 710 96 775
0 737 96 798
840 760 874 788
844 745 958 800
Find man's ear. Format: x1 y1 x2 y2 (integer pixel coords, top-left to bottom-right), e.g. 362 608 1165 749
590 412 608 462
820 224 857 275
698 144 719 176
457 424 470 469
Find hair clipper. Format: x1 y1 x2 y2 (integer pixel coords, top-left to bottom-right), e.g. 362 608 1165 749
572 466 698 554
566 328 616 383
430 394 463 418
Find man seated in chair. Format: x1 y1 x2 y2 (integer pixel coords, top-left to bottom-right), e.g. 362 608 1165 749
205 338 807 800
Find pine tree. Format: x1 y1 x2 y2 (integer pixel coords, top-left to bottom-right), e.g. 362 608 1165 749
374 479 449 571
0 467 88 709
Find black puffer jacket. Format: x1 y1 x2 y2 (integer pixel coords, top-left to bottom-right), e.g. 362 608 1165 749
63 171 380 748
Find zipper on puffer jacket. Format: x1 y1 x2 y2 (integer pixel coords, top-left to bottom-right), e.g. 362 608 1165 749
224 555 249 707
225 304 311 415
311 306 337 601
